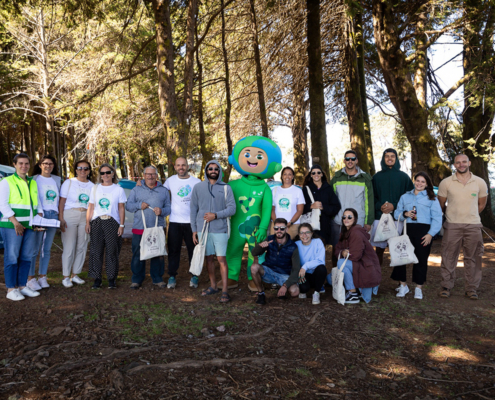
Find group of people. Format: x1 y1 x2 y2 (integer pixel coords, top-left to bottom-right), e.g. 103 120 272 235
0 148 488 305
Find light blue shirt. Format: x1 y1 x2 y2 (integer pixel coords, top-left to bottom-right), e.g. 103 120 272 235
394 189 442 237
296 238 326 273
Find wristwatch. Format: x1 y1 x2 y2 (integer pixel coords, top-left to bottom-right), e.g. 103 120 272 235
119 224 125 228
214 213 217 220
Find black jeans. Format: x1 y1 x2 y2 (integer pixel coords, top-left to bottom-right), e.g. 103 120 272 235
131 233 165 284
167 222 196 277
391 223 432 285
299 264 327 293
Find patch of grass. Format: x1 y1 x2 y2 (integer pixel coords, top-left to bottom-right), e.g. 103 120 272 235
286 390 300 398
295 368 311 377
84 311 99 322
447 344 462 350
424 342 437 347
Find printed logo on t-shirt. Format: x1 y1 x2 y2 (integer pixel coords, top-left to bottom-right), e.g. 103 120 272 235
46 190 57 203
279 198 290 210
471 193 477 197
78 193 90 205
99 198 110 211
177 185 192 198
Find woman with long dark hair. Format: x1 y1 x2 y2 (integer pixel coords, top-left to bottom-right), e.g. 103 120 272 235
302 165 341 245
331 208 381 304
271 166 305 239
27 155 61 290
393 172 442 300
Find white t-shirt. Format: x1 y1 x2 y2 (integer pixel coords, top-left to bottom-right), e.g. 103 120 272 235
164 175 200 223
89 184 127 224
60 178 94 210
272 185 306 224
36 175 59 212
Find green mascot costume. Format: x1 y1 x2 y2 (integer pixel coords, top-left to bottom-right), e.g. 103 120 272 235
226 136 282 289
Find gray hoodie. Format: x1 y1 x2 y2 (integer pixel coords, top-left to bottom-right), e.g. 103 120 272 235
190 160 236 233
126 180 171 230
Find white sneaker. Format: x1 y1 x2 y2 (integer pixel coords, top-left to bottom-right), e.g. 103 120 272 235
38 276 50 288
6 289 25 301
20 287 41 297
27 278 42 291
71 275 85 285
396 284 409 298
299 293 307 299
414 287 423 300
312 292 320 305
62 277 74 288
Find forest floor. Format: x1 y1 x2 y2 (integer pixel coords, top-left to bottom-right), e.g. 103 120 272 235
0 233 495 400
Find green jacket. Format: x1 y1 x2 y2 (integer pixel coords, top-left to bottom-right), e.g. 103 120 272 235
0 173 39 229
330 167 374 226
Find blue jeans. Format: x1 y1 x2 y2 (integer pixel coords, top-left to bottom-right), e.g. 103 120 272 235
261 265 289 287
1 227 37 288
327 259 379 304
30 210 58 276
131 233 165 284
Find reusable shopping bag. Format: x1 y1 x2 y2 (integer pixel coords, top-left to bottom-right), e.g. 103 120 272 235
189 221 209 276
300 187 321 230
332 253 349 306
140 210 167 261
373 212 399 242
388 220 419 267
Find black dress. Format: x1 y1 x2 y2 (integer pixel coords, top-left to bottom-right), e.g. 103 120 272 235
302 181 341 245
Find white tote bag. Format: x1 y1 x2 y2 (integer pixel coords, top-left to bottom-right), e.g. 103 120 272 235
300 187 321 230
140 210 167 261
189 222 209 276
388 220 419 267
373 213 399 242
332 253 349 306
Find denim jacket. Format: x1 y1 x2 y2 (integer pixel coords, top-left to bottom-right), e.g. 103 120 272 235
394 189 442 237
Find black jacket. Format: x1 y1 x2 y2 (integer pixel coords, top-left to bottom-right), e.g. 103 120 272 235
302 182 341 244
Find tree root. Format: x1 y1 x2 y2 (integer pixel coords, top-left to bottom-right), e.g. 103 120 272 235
127 357 283 375
11 340 93 364
197 325 274 345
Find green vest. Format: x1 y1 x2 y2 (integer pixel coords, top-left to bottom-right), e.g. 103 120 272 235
0 173 39 229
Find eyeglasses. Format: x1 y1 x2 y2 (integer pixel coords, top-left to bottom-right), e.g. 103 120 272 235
342 215 354 220
207 168 219 172
311 171 322 175
76 167 90 171
144 173 157 177
345 157 357 161
100 170 113 175
273 226 286 231
41 163 54 166
299 231 312 236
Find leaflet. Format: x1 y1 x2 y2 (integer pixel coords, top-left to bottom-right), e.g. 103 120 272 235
32 215 60 228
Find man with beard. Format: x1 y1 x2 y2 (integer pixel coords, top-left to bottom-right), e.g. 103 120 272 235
190 160 236 303
437 154 488 300
250 218 301 305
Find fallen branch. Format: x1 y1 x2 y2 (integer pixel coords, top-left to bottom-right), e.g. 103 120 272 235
197 326 274 345
417 376 472 383
308 310 325 326
127 357 283 375
10 340 93 364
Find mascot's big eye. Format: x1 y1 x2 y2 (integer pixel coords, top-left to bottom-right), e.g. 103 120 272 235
244 152 251 158
256 154 264 160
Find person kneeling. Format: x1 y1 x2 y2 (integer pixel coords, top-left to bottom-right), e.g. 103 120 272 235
331 208 381 304
251 218 300 305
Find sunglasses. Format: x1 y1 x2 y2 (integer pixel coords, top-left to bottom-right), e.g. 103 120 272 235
76 166 90 171
311 171 322 176
207 168 219 172
273 226 286 231
345 157 357 161
100 170 113 175
342 215 354 220
299 231 312 236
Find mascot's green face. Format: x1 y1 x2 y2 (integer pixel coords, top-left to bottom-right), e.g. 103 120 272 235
228 136 282 179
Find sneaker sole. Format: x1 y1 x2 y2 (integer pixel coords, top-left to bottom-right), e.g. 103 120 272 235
312 301 321 305
189 283 198 288
167 285 176 289
345 299 360 304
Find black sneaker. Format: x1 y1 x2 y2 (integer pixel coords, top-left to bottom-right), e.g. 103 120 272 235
256 293 266 305
108 279 117 289
345 291 360 304
91 279 102 290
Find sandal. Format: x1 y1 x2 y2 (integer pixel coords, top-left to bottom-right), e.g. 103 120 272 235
202 287 219 296
220 292 231 303
465 291 478 300
439 287 450 298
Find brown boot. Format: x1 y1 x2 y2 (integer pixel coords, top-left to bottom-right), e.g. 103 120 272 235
248 280 258 292
218 279 239 290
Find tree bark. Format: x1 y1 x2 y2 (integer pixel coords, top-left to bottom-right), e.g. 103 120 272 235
221 0 233 181
249 0 269 137
462 0 495 230
291 85 310 185
306 0 329 176
371 0 451 185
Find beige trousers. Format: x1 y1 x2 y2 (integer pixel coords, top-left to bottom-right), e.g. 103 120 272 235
61 208 90 276
440 222 484 291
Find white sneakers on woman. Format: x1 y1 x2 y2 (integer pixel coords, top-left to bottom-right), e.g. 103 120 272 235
396 284 409 297
26 278 42 291
38 276 50 288
414 287 423 300
6 289 25 301
20 287 40 297
71 275 85 285
62 277 74 288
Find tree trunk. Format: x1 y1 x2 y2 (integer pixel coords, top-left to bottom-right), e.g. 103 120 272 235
371 0 451 185
221 0 233 181
30 118 36 161
344 10 370 174
291 85 310 186
306 0 329 176
356 10 375 175
462 0 495 230
249 0 269 137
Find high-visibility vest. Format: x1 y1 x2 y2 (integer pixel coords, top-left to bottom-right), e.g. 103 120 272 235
0 173 39 229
